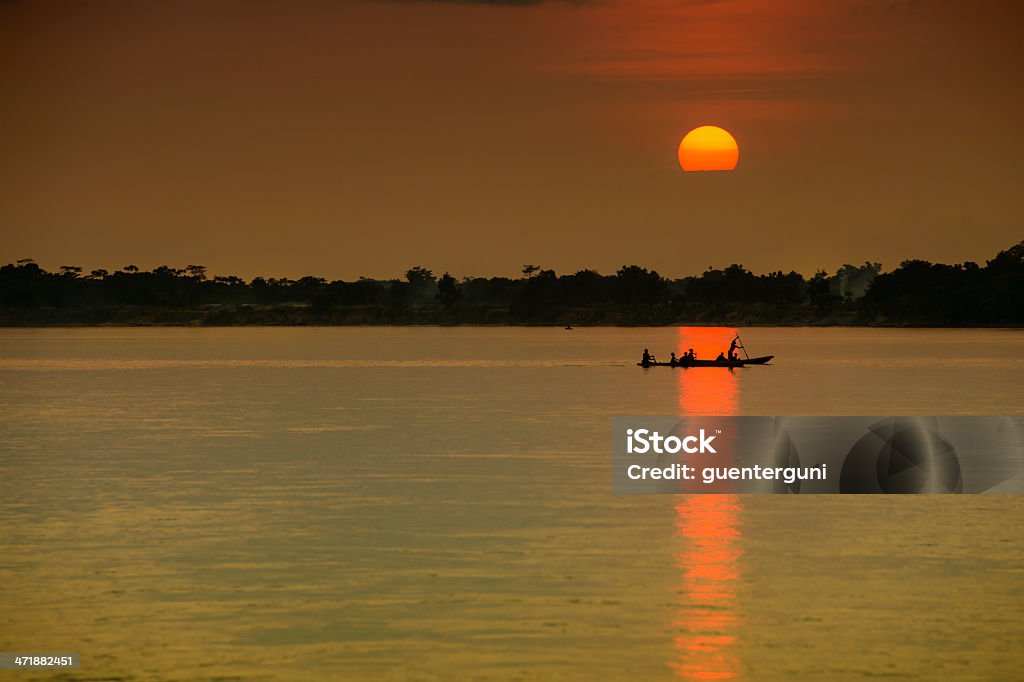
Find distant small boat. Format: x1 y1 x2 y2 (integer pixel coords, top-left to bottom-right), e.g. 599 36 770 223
638 355 774 368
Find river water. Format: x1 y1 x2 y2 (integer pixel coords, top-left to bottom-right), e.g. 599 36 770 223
1 327 1021 680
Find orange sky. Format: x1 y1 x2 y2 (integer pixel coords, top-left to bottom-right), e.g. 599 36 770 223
1 0 1021 279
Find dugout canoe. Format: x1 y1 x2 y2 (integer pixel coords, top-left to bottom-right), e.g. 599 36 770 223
637 355 774 368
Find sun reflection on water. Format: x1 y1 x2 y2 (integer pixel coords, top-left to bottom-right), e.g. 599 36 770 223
673 327 743 680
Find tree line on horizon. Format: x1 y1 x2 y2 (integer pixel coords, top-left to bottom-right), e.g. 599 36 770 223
0 241 1021 326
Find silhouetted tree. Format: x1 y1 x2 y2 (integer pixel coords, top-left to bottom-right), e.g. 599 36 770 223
807 270 837 311
405 267 435 286
613 266 667 304
437 272 461 308
2 241 1021 325
388 279 411 309
404 266 438 303
184 264 207 281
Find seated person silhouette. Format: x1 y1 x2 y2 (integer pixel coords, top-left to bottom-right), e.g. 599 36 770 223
716 352 726 361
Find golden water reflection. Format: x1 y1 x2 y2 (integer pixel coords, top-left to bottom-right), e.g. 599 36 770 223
674 327 743 680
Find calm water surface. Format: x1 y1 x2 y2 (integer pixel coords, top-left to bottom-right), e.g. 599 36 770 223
1 327 1022 681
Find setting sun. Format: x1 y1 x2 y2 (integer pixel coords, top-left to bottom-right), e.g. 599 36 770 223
678 125 739 172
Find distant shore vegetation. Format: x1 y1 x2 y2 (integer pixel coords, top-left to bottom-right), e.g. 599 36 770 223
1 241 1021 327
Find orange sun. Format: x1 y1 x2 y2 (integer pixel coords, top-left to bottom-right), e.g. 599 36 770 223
678 126 739 172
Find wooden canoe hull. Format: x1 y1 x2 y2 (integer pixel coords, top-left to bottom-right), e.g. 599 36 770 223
637 355 774 368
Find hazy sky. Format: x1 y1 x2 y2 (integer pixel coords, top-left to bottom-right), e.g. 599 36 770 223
1 0 1021 279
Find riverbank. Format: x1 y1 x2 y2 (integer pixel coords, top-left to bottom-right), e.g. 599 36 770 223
1 303 1020 328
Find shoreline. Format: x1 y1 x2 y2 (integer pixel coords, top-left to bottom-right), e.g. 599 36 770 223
1 321 1022 330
